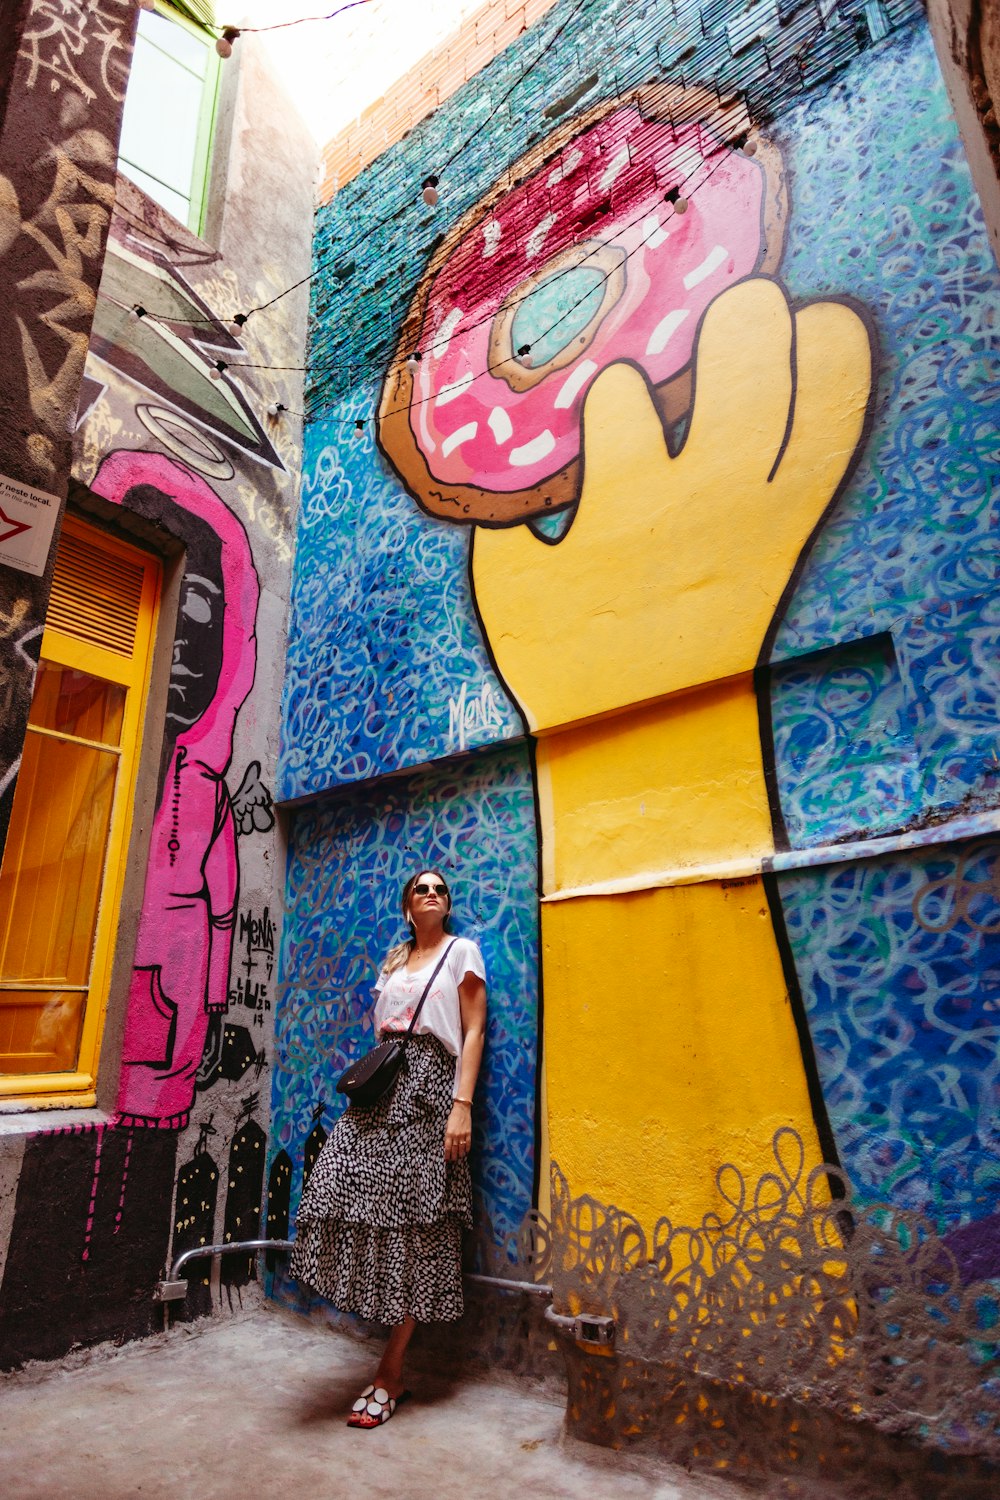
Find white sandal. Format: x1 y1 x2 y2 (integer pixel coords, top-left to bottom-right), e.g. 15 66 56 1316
347 1383 410 1428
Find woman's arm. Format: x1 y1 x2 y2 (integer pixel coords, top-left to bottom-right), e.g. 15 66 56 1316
444 971 487 1162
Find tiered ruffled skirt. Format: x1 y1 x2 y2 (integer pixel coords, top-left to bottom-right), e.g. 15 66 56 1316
289 1034 471 1324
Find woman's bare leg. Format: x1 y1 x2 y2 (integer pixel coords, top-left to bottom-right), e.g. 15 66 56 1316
374 1315 416 1397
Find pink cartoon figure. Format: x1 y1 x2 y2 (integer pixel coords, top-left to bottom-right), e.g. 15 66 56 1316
91 450 259 1130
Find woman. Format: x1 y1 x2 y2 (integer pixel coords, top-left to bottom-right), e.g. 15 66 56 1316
290 869 487 1428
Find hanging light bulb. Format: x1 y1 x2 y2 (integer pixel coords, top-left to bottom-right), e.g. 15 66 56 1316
232 311 249 333
133 304 147 319
742 137 758 156
216 27 239 59
673 196 689 214
421 175 440 207
266 402 286 417
354 418 364 436
517 344 533 369
406 352 422 374
210 360 227 381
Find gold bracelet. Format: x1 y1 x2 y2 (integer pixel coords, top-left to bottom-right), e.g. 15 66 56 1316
454 1095 474 1106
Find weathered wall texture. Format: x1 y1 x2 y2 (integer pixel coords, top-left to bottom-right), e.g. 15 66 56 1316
0 0 136 856
274 0 1000 1484
0 34 316 1369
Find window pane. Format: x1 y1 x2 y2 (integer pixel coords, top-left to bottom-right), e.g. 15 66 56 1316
0 992 85 1076
138 9 209 75
31 660 126 746
118 38 204 198
117 162 192 224
0 732 118 986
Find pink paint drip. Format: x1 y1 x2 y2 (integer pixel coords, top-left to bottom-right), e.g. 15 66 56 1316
412 107 769 492
113 1129 134 1234
81 1124 105 1263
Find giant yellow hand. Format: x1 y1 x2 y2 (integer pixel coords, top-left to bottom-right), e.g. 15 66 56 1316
471 277 873 731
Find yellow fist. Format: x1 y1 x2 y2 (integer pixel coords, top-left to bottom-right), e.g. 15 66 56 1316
471 277 873 731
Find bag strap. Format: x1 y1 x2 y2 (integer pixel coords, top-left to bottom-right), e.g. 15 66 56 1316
404 939 456 1038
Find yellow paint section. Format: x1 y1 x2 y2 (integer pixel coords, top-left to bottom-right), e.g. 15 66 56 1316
536 674 773 893
472 278 873 732
541 880 826 1233
469 277 873 1233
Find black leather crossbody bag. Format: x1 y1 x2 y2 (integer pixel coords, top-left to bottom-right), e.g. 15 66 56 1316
336 940 455 1108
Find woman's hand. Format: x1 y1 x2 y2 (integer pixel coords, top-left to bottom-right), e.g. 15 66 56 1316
444 1100 472 1161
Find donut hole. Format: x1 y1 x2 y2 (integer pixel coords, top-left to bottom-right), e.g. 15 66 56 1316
488 240 626 393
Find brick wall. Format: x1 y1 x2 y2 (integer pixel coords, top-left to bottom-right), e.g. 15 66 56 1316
318 0 559 201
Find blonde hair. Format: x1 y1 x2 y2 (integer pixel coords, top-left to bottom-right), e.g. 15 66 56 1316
381 869 452 976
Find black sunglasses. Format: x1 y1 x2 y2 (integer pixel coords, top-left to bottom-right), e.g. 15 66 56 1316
414 881 448 896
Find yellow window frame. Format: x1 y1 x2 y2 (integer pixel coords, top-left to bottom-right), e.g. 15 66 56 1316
0 516 161 1106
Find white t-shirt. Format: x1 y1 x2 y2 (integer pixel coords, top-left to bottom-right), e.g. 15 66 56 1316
373 937 486 1094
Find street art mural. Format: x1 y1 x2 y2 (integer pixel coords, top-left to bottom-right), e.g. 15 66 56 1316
90 449 261 1132
376 80 874 1228
0 36 311 1363
271 742 539 1307
0 0 137 857
87 239 284 472
275 7 1000 1467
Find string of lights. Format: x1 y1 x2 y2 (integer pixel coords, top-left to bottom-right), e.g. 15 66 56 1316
304 131 753 430
107 0 919 427
304 0 920 409
107 102 753 418
110 0 590 329
249 0 595 319
212 1 372 57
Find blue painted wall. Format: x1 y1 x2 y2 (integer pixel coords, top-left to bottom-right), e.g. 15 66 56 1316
274 5 1000 1276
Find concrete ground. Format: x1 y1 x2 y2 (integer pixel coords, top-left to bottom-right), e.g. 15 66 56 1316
0 1302 881 1500
0 1304 856 1500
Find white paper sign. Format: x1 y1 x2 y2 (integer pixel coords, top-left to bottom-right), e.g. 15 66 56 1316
0 474 61 578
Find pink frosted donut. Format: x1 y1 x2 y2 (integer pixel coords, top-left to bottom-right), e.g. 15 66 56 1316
379 86 786 524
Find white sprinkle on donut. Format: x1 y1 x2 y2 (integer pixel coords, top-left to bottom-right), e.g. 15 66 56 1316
436 371 473 407
642 213 669 250
488 407 513 444
509 430 556 467
683 245 727 290
483 220 501 257
554 359 598 410
548 148 583 186
645 309 690 356
431 307 463 359
442 422 478 458
599 145 631 191
669 144 703 182
526 213 557 260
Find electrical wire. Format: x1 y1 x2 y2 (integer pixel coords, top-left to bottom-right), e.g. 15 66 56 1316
304 130 745 428
214 0 372 35
105 0 917 418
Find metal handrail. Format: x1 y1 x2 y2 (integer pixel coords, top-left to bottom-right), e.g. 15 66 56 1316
156 1239 553 1302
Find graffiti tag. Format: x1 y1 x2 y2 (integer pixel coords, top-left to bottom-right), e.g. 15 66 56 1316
447 679 505 752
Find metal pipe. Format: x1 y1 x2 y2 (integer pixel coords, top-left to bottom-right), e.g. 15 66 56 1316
171 1238 294 1280
156 1239 557 1306
464 1272 553 1297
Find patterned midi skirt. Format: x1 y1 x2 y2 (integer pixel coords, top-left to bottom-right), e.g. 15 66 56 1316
289 1033 472 1324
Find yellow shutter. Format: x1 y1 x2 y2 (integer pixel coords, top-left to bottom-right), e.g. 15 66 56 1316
0 515 161 1104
